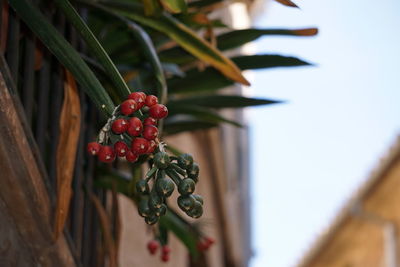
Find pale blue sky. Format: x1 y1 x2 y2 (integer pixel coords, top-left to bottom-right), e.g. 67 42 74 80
249 1 400 267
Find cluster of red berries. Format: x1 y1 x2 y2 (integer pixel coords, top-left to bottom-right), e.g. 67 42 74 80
197 237 215 252
86 92 168 163
147 240 171 262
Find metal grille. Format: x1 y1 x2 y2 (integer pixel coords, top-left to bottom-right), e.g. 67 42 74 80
1 3 109 266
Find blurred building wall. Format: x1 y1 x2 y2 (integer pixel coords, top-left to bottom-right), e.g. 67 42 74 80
298 136 400 267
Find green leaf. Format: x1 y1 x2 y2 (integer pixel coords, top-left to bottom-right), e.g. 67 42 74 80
168 95 281 108
163 119 217 135
142 0 162 16
232 54 312 70
9 0 115 116
167 105 242 127
54 0 131 102
169 54 311 94
160 0 187 14
159 210 198 257
159 27 317 64
217 28 318 51
97 0 249 85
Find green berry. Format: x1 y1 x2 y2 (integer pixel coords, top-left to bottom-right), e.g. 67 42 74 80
192 194 203 205
156 177 175 197
177 154 193 169
138 199 151 217
177 195 196 212
186 201 203 218
145 215 159 225
154 152 171 169
178 178 195 195
154 204 167 217
136 180 149 194
187 163 199 181
148 194 164 210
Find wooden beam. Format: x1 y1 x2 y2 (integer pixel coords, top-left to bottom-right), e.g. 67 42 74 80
0 55 76 266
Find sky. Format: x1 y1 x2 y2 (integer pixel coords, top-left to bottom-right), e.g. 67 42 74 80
249 1 400 267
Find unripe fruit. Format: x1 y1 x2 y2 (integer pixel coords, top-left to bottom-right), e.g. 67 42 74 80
149 104 168 119
188 162 199 178
177 153 194 169
87 142 101 156
154 204 167 217
148 194 164 210
145 95 158 107
144 117 157 126
145 215 159 225
114 141 129 157
136 179 149 194
177 195 195 212
120 99 137 115
147 140 157 154
98 146 116 163
143 125 158 140
147 240 159 255
138 199 151 217
132 138 150 154
156 178 175 197
128 92 146 109
111 118 128 134
192 194 204 205
127 117 143 136
187 201 203 218
154 152 170 169
178 178 196 195
126 151 139 162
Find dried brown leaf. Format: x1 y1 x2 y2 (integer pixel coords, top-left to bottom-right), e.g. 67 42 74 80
53 70 81 240
275 0 299 8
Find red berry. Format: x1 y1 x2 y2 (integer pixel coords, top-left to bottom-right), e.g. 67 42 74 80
127 117 143 136
128 92 146 109
147 240 159 255
149 104 168 119
204 237 215 247
162 245 171 255
147 140 157 154
111 118 129 134
143 125 158 140
87 142 101 156
131 138 149 154
98 146 116 163
145 95 158 107
126 151 139 162
144 117 157 126
197 241 208 252
114 141 129 157
120 99 137 116
161 253 170 262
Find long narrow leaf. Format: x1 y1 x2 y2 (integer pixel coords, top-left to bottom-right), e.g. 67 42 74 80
54 0 131 102
217 28 318 50
167 105 242 127
96 0 249 85
9 0 115 116
160 0 187 13
163 119 217 135
168 95 281 108
81 3 168 104
275 0 299 8
160 27 317 63
169 54 311 93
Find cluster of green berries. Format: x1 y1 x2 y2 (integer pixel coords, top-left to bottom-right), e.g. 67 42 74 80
86 92 168 163
136 152 203 225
